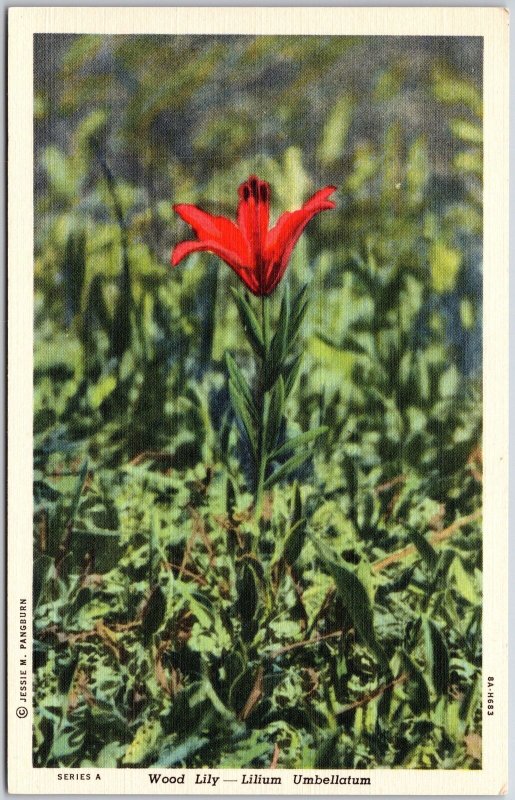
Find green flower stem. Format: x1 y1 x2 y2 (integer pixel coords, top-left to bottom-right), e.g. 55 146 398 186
255 296 271 516
261 294 270 352
255 396 269 517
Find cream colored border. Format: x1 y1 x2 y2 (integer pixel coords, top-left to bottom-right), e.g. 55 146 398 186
8 7 509 795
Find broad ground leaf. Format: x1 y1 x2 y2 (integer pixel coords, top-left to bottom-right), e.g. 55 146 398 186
122 720 162 765
153 735 210 767
51 725 87 761
313 542 389 671
313 732 341 768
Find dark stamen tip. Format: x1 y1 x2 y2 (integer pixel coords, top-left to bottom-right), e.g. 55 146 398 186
259 183 269 203
249 177 259 201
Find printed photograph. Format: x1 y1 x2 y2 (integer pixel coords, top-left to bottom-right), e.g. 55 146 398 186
33 33 483 770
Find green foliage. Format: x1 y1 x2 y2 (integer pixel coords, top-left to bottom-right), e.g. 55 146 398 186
33 34 482 770
227 285 328 505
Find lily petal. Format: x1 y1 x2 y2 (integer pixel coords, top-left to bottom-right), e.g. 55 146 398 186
265 186 337 291
237 177 270 267
171 239 258 294
302 185 338 213
174 203 250 263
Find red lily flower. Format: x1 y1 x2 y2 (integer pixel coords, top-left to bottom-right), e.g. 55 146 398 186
171 176 336 296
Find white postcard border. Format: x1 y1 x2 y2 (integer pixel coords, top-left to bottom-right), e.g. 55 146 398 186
7 7 509 794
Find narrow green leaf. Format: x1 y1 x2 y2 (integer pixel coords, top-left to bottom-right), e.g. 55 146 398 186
261 293 271 354
283 353 303 397
450 118 482 144
33 555 54 610
264 376 285 452
424 619 450 696
69 459 89 522
69 526 120 538
459 673 481 725
202 673 236 721
225 353 257 420
268 292 290 383
316 331 369 356
224 649 247 697
228 665 258 715
291 284 308 318
228 379 257 459
236 562 262 645
261 388 271 454
141 585 166 643
218 408 232 462
345 256 377 293
270 485 305 568
409 529 438 572
288 284 309 340
63 231 87 323
271 426 328 459
150 510 168 581
399 650 431 714
230 288 264 357
291 482 302 525
226 476 237 518
449 556 480 605
263 449 312 489
289 298 309 344
110 248 133 359
342 456 358 502
236 562 259 621
283 518 307 566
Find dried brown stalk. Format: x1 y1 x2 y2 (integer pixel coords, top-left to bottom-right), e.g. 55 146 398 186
164 561 208 586
128 451 175 467
188 506 215 565
371 509 482 573
270 630 343 659
337 672 408 717
239 665 264 721
270 742 280 768
375 475 406 494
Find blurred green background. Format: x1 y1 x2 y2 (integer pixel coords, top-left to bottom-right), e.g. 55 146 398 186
33 35 483 770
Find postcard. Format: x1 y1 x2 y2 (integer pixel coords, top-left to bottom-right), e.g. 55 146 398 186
7 6 509 795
